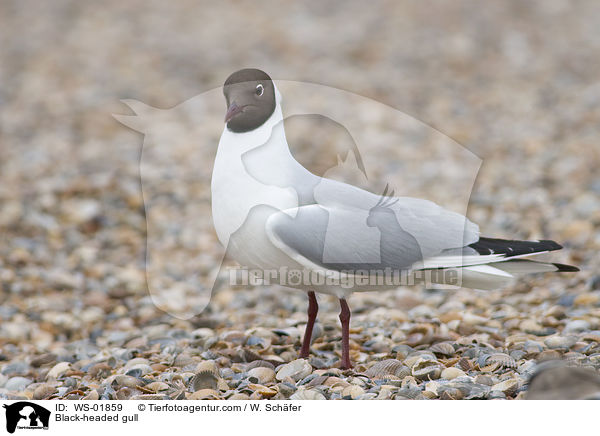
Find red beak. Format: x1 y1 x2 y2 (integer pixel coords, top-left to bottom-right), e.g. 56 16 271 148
225 102 243 123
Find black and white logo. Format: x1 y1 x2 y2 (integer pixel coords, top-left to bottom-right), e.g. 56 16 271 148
2 402 50 434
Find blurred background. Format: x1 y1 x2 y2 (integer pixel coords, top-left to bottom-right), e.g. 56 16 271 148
0 0 599 400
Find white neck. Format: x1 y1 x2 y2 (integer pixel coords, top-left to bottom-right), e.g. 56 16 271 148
211 86 303 246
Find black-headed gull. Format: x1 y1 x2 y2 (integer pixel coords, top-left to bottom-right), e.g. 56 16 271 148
211 68 578 369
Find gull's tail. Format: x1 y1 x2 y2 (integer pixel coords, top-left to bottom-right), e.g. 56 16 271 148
422 237 579 290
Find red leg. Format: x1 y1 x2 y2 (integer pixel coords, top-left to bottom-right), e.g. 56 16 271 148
299 291 318 358
339 298 353 369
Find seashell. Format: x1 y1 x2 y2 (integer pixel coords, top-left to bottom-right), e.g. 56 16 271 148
476 355 501 372
125 363 153 376
113 375 144 388
190 370 219 391
376 387 393 400
488 353 517 368
447 380 491 399
400 375 419 389
362 338 391 354
130 394 170 400
116 387 138 400
392 345 414 359
405 327 434 347
488 390 506 399
47 362 70 379
439 387 464 400
425 380 441 395
457 357 473 372
429 342 456 357
275 359 312 382
480 362 501 373
277 382 297 397
279 351 297 362
581 333 600 343
474 374 495 386
395 388 422 399
241 348 270 362
537 350 562 361
188 389 221 400
315 368 343 377
544 336 578 350
297 373 320 386
510 350 527 361
100 385 116 400
341 385 365 399
246 335 271 349
290 389 326 400
272 327 301 338
441 367 466 380
88 363 112 379
31 353 57 368
411 358 442 381
462 313 488 325
308 357 329 369
33 384 58 400
306 375 329 387
169 388 187 400
574 293 600 306
544 305 566 319
195 360 219 376
221 330 246 344
491 379 519 397
145 381 169 393
83 390 100 400
247 367 276 384
173 353 195 367
151 363 168 372
323 376 350 389
228 393 250 400
422 390 437 399
364 359 409 379
404 352 437 368
124 357 150 368
249 383 278 398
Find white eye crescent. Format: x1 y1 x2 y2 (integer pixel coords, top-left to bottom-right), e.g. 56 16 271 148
255 84 264 96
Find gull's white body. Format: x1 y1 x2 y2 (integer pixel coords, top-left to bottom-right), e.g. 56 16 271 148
211 85 565 298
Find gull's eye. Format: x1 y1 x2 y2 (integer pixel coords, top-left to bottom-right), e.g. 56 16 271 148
255 84 264 96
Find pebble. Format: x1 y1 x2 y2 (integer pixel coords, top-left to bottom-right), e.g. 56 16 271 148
564 320 591 333
5 377 33 392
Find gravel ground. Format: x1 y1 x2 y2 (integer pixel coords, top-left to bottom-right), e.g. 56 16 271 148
1 0 599 400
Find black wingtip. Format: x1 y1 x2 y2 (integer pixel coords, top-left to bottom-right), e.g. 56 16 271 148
553 263 580 272
540 239 563 251
469 237 565 257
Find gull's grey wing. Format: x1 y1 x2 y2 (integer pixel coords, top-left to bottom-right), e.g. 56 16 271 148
265 176 480 272
313 177 480 257
265 204 416 272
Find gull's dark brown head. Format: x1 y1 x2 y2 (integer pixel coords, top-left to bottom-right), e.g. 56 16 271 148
223 68 276 133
